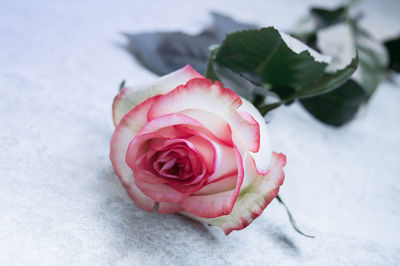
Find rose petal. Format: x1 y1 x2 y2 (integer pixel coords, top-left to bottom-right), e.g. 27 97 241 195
112 65 203 125
176 124 238 185
110 98 156 210
147 78 260 152
158 202 183 213
125 177 156 212
181 152 286 235
135 178 187 203
130 113 227 175
185 135 215 174
179 109 233 146
193 174 237 195
179 144 244 218
239 98 272 175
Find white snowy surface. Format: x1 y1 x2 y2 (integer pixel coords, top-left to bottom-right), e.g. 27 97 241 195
1 0 399 265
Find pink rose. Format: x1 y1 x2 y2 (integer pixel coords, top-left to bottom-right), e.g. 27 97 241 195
110 65 286 234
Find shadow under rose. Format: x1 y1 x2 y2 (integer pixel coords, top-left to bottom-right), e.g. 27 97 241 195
258 218 301 256
92 165 219 258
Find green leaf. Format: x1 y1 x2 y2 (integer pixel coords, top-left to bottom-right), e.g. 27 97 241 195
206 46 268 102
258 102 282 116
292 1 388 99
384 36 400 72
119 80 126 91
215 27 329 89
257 55 358 117
300 79 367 126
287 54 358 100
204 46 220 82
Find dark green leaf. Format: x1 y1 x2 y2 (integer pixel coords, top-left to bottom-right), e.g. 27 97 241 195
287 54 358 100
384 36 400 72
212 63 267 102
215 27 328 89
258 102 282 116
204 46 220 81
270 86 295 101
119 80 126 92
300 79 367 126
125 12 255 76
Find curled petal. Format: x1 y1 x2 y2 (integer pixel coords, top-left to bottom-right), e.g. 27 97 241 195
239 98 272 175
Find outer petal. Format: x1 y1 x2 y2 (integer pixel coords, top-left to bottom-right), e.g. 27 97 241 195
126 179 155 212
158 202 183 213
239 98 272 175
147 78 260 153
110 99 156 211
181 152 286 235
112 65 203 125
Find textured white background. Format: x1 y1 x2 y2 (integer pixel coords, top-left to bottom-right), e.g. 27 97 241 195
1 0 399 265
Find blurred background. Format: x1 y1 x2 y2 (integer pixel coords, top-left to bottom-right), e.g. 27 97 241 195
1 0 399 265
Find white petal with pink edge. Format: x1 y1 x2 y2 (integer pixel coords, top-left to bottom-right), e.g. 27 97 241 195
147 78 260 153
181 152 286 235
110 98 157 211
112 65 203 125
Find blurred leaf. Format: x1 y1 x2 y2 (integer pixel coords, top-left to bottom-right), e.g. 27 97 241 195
384 36 400 72
125 12 255 76
215 27 328 89
310 5 347 29
204 46 220 81
350 24 389 97
300 79 367 126
293 2 389 99
125 31 214 76
290 1 355 45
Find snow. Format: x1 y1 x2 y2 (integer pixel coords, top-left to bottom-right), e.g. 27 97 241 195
1 0 399 265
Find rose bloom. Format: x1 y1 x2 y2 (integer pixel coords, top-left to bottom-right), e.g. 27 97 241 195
110 65 286 235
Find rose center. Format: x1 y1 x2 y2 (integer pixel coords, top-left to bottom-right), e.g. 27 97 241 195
150 145 199 181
